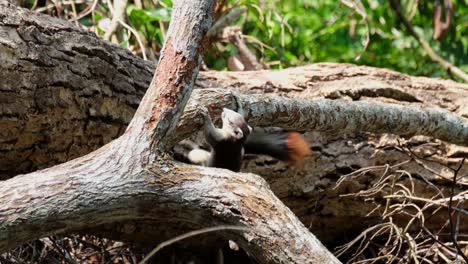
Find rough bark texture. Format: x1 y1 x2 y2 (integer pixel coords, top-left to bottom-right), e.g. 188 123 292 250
0 2 340 263
0 145 339 263
1 1 467 257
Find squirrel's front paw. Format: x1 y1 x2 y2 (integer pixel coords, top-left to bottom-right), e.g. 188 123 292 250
197 106 211 121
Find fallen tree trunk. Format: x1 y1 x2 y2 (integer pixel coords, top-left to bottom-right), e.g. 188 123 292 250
1 2 467 178
1 2 468 250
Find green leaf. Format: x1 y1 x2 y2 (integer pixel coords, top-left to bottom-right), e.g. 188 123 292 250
127 6 172 29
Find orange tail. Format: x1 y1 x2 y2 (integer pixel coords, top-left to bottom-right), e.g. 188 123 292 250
244 130 312 165
286 132 312 163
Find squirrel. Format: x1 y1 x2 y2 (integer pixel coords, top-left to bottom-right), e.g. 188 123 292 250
188 107 252 172
187 107 311 172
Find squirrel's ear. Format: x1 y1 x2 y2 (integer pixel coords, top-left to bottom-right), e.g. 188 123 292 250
234 127 243 139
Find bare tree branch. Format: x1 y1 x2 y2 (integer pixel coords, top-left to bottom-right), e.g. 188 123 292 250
207 7 246 38
433 0 453 41
103 0 127 41
172 89 468 147
222 26 264 70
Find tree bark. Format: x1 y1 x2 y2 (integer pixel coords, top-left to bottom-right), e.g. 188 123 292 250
0 143 339 263
0 1 341 263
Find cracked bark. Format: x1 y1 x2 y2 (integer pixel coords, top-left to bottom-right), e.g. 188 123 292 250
1 1 468 255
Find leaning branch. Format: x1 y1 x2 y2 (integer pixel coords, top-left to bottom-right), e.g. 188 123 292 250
242 94 468 145
173 89 468 146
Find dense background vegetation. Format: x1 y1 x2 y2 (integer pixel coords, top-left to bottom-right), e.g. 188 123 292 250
22 0 468 81
23 0 468 78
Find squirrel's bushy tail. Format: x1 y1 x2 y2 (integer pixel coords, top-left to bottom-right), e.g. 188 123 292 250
244 130 311 163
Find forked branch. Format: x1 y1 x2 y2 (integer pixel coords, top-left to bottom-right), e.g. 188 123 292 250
0 1 340 263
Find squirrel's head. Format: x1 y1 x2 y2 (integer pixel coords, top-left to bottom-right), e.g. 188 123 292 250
221 108 252 141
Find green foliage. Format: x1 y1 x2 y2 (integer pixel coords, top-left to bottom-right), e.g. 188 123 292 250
204 0 467 80
127 4 172 48
28 0 466 80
